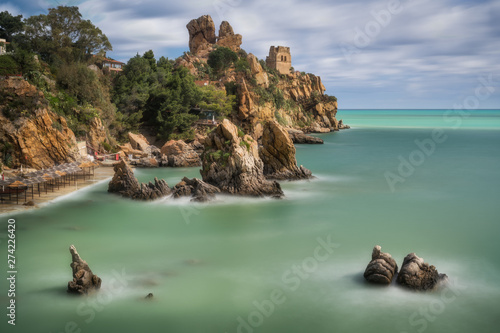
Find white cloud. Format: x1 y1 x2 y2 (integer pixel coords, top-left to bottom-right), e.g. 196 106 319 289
0 2 22 15
16 0 497 108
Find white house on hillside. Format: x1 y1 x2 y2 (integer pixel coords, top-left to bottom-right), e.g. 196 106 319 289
0 38 9 55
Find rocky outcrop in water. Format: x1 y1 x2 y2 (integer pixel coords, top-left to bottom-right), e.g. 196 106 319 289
172 177 221 202
0 78 80 169
287 129 324 144
67 245 101 294
397 253 448 291
160 140 201 167
260 120 312 180
108 160 171 200
200 119 283 198
363 245 398 285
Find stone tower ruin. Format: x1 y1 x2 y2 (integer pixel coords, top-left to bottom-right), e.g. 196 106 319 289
266 46 291 75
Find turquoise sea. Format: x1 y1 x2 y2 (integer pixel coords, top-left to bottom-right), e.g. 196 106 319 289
1 109 500 333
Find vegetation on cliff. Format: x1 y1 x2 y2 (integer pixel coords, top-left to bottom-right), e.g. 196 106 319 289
0 8 342 169
112 50 236 141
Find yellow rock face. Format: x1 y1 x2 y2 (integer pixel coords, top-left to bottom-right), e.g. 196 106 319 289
0 78 79 169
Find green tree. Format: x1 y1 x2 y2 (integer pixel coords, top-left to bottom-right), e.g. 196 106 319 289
23 6 111 64
143 50 157 71
0 11 23 42
198 85 236 118
207 47 238 76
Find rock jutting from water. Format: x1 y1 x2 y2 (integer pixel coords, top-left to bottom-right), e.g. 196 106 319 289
200 119 283 198
67 245 102 295
260 120 313 180
172 177 221 202
108 160 171 200
363 245 398 285
396 253 448 291
287 129 324 144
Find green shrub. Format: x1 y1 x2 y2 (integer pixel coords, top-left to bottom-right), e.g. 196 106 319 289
52 121 62 132
101 141 112 152
207 47 238 76
210 150 222 160
234 58 250 73
0 55 20 75
239 140 250 151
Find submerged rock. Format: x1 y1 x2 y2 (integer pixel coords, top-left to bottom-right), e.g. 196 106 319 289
67 245 101 295
108 160 171 200
260 120 313 180
200 119 283 198
172 177 220 202
363 245 398 285
397 253 448 291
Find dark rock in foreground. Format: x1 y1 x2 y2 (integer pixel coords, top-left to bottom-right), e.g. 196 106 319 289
172 177 220 202
397 253 448 291
363 245 398 285
108 160 171 200
67 245 101 294
261 121 313 180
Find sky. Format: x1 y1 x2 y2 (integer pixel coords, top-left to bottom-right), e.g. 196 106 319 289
1 0 500 109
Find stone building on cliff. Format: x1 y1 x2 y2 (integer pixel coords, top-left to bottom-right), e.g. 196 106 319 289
266 46 292 75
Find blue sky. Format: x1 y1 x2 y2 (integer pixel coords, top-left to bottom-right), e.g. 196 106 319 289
2 0 500 109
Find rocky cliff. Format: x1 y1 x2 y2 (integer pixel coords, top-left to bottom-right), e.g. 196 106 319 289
186 15 242 58
0 78 80 169
200 119 283 198
178 15 346 135
260 120 312 180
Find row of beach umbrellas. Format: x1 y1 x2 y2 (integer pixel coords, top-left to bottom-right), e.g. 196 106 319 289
0 162 99 204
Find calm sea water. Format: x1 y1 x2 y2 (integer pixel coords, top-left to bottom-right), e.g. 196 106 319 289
1 109 500 333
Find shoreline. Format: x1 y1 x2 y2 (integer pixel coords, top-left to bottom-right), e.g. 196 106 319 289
0 167 115 216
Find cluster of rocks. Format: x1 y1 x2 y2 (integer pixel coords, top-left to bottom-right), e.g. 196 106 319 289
108 160 170 200
67 245 101 294
117 132 202 168
108 159 218 202
363 245 448 291
109 119 312 202
172 177 220 202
